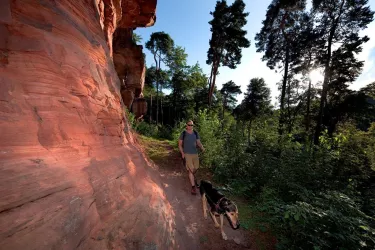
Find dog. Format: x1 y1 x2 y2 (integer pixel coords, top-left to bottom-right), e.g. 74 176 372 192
199 180 240 240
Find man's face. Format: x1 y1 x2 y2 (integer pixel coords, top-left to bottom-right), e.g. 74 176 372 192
186 121 194 131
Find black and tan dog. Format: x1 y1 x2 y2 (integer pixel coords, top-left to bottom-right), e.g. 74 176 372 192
200 180 240 240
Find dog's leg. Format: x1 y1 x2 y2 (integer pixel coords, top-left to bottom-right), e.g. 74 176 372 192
202 194 207 219
220 214 228 240
209 210 220 228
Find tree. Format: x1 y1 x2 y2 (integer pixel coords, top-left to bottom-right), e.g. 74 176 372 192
132 32 142 44
220 81 242 128
240 78 271 143
255 0 307 137
361 82 375 99
145 32 174 125
144 66 169 123
207 0 250 106
166 46 188 74
164 63 207 125
313 0 374 144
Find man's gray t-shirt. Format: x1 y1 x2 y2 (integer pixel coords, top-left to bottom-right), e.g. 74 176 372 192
179 130 200 154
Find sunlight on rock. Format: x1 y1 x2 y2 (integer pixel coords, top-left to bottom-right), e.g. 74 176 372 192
127 161 136 176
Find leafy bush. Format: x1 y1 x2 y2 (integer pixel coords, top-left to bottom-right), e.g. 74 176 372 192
133 121 159 138
213 116 375 249
256 189 375 250
193 109 224 168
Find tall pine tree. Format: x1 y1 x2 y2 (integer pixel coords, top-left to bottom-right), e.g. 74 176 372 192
312 0 374 144
146 32 174 125
207 0 250 106
255 0 307 136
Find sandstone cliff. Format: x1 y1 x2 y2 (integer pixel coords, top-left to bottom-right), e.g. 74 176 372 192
0 0 175 249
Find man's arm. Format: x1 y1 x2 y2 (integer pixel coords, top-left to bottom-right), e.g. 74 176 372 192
178 139 185 158
197 139 205 152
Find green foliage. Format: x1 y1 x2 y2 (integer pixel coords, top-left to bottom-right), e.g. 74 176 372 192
134 121 159 138
213 117 375 249
220 80 242 110
125 107 136 129
132 32 142 44
166 46 188 74
257 189 375 250
361 82 375 99
132 121 174 140
145 32 174 62
193 109 224 168
240 78 272 120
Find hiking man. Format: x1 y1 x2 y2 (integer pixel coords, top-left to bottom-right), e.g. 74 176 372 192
178 120 205 195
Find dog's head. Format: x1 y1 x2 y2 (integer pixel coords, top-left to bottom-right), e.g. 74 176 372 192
222 199 240 229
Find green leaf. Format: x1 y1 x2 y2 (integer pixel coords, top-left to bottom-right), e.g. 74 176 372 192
294 213 300 221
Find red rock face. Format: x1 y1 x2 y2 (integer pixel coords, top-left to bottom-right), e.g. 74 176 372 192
113 28 147 117
0 0 175 249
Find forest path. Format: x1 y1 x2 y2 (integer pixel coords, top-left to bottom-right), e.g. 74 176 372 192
137 135 275 250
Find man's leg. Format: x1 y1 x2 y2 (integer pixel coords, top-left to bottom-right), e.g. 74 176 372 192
185 154 195 186
188 171 195 186
193 154 200 187
185 154 197 194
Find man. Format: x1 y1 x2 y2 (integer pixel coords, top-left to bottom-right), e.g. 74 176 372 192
178 120 205 195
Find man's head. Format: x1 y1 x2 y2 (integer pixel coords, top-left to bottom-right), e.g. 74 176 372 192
186 120 194 131
222 199 240 229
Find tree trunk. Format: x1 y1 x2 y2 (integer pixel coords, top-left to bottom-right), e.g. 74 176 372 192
208 65 214 106
168 105 171 126
314 36 333 144
209 51 222 107
153 53 159 125
286 79 293 134
278 45 290 136
209 64 218 106
174 91 177 126
305 79 311 133
314 0 345 145
156 81 159 125
160 86 163 125
150 94 153 122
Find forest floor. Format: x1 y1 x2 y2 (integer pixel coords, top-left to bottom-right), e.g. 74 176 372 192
137 135 276 250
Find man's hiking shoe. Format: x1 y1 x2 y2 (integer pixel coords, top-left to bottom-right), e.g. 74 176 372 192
191 186 197 195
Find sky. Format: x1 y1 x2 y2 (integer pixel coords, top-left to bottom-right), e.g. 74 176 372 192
136 0 375 104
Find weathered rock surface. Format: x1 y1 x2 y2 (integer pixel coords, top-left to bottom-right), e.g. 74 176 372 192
113 28 147 118
0 0 174 249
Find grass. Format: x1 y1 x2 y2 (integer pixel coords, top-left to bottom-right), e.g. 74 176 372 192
137 135 177 163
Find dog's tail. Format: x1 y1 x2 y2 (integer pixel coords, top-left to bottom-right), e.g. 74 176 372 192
199 180 212 196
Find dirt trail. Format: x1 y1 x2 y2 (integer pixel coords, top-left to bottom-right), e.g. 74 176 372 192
138 137 253 250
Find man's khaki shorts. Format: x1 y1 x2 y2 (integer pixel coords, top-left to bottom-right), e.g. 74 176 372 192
185 153 199 172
